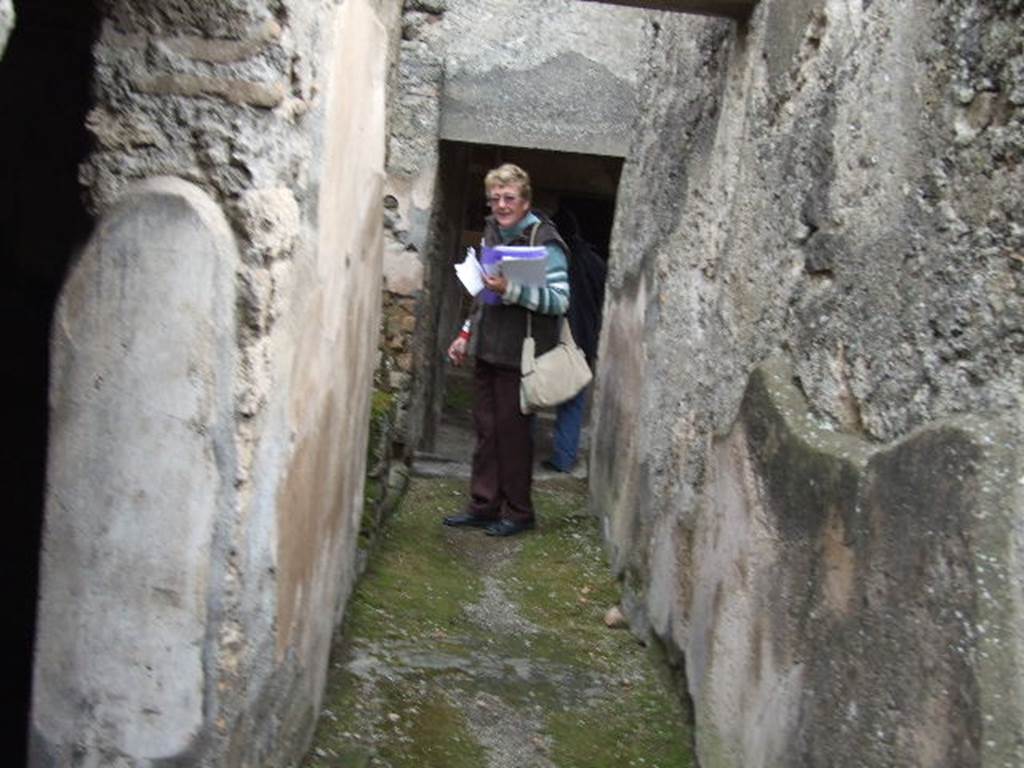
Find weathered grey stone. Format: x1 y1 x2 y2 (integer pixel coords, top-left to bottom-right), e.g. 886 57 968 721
803 230 844 274
85 106 165 150
31 1 403 767
592 0 1024 764
102 0 275 37
162 17 282 62
0 0 14 57
382 241 425 295
581 0 756 20
235 186 301 263
763 0 825 96
133 72 288 108
683 359 1023 767
441 51 636 157
439 0 648 158
31 177 239 765
406 0 447 13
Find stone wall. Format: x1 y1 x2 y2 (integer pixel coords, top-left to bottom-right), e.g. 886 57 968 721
30 1 402 765
0 0 12 55
378 0 651 453
592 1 1023 766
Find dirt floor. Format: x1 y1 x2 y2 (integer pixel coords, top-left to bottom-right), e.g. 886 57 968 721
300 475 694 768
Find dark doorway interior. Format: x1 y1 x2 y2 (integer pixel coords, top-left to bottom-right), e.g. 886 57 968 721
419 141 622 462
1 0 99 760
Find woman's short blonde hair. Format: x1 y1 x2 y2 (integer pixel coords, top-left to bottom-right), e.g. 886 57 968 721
484 163 532 202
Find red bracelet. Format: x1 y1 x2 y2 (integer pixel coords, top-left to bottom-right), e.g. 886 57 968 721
458 329 470 342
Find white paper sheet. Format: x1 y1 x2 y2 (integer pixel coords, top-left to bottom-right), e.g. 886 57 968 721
499 253 547 287
454 247 484 296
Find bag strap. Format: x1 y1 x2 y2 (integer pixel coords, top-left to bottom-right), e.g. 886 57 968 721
528 312 577 346
560 318 573 345
524 222 542 340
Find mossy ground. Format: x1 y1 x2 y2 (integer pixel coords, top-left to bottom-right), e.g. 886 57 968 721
302 476 693 768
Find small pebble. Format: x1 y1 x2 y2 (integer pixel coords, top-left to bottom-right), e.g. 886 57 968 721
604 605 629 629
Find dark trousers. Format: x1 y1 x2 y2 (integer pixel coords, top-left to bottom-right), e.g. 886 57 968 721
468 358 535 523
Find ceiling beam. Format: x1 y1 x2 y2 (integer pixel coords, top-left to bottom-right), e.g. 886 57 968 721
579 0 756 21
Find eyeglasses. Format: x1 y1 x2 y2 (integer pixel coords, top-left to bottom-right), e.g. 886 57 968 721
486 194 521 207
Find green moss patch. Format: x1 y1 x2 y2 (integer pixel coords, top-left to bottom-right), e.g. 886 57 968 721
348 478 483 641
442 369 474 416
545 670 693 768
303 476 693 767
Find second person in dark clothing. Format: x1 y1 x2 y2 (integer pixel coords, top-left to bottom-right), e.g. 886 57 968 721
542 207 607 473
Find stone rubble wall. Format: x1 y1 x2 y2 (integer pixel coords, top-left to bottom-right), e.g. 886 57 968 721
31 0 402 765
592 1 1023 766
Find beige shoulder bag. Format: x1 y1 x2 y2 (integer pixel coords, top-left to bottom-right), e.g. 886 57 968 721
520 313 593 415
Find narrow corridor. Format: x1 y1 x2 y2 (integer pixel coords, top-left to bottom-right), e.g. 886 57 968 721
301 475 693 767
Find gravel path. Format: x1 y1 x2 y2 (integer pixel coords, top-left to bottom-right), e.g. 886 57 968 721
300 476 692 768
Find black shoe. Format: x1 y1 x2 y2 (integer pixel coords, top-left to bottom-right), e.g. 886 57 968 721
541 459 569 473
442 512 496 528
485 518 536 537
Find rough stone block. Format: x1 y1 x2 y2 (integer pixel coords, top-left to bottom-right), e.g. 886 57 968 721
163 18 282 63
31 177 239 765
85 107 164 150
687 358 1023 768
579 0 756 20
236 187 301 263
440 51 636 158
134 72 287 108
0 0 14 56
382 241 425 295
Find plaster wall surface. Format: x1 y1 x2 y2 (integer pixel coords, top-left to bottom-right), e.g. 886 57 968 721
592 1 1023 765
32 178 238 765
0 0 12 55
31 0 401 765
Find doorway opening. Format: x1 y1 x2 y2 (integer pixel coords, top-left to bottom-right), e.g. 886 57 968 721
416 141 622 471
1 0 100 759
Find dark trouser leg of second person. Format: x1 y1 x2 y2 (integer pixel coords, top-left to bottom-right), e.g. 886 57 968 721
490 362 535 524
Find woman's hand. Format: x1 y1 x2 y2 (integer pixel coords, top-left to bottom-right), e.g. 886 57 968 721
483 274 508 295
448 336 468 366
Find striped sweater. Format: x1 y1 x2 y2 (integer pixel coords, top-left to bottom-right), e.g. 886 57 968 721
499 212 570 316
468 212 569 368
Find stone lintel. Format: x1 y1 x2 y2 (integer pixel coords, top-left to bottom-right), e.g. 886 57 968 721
439 51 635 159
580 0 756 20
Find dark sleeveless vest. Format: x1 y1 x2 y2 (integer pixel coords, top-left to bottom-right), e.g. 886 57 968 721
469 214 568 369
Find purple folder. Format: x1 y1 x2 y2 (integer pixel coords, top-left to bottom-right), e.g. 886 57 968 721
480 246 503 305
479 245 546 305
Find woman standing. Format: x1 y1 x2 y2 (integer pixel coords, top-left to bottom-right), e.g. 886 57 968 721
443 163 570 537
